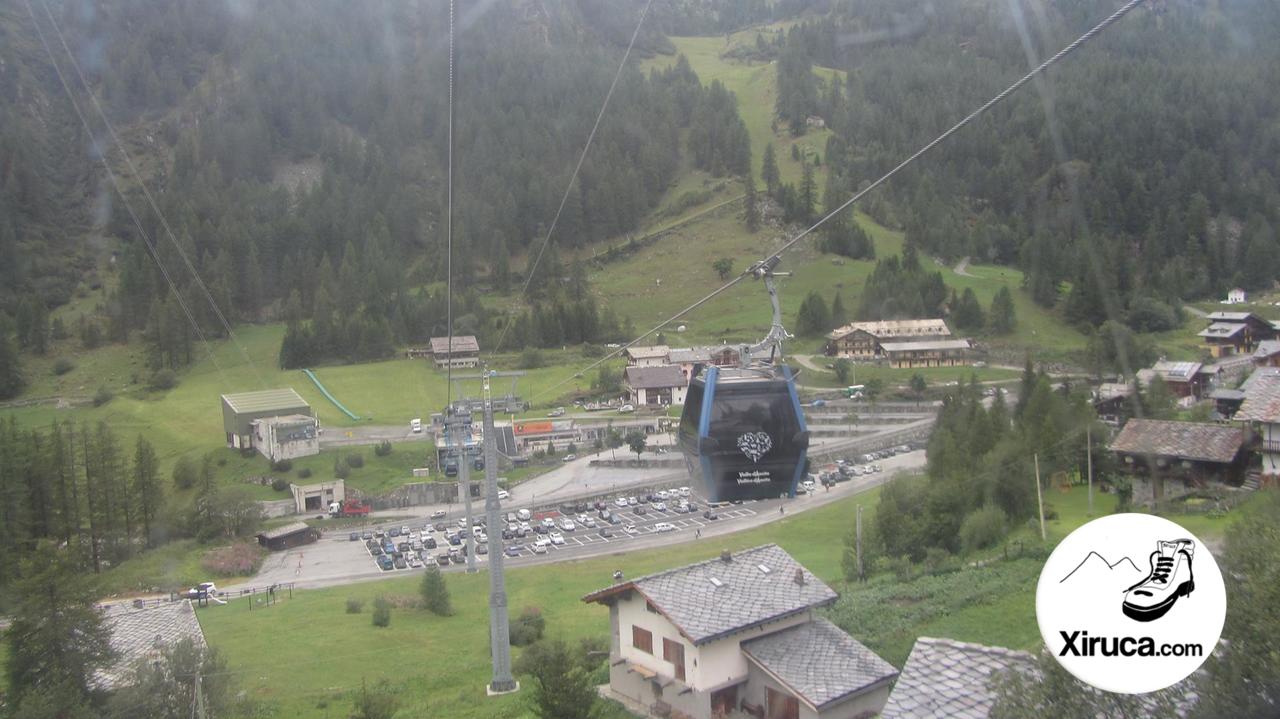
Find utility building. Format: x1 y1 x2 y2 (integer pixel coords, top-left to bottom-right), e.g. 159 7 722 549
221 389 313 452
252 414 319 462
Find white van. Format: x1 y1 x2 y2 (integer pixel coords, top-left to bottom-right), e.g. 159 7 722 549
410 418 422 433
516 508 532 522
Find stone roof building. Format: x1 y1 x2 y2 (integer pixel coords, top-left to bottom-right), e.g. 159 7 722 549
584 544 897 719
95 600 208 691
1109 418 1249 501
881 637 1034 718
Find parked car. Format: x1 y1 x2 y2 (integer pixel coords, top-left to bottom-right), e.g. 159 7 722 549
388 527 400 537
634 505 647 515
349 532 360 541
547 407 566 417
497 489 510 500
477 544 488 555
654 522 676 532
549 532 565 545
582 517 597 528
425 537 437 549
505 545 521 557
431 510 447 519
624 524 638 535
541 517 556 529
703 510 719 520
600 527 614 538
517 508 532 521
653 501 667 511
407 554 423 568
677 487 691 497
360 530 373 540
560 519 576 532
434 522 447 531
377 555 394 571
563 454 577 462
627 496 639 506
371 545 384 556
411 540 423 551
614 497 630 508
618 404 635 413
531 541 548 554
437 554 450 566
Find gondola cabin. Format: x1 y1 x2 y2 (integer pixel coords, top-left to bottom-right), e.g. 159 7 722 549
678 365 809 502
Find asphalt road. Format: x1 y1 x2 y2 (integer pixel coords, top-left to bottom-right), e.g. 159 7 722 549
242 449 927 592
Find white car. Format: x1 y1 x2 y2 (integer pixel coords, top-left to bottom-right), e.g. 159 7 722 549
560 519 576 532
549 532 565 545
407 554 423 568
517 508 532 521
497 489 510 500
872 464 882 473
653 501 667 511
519 521 532 533
541 518 556 529
801 480 815 492
457 518 467 528
677 486 690 497
532 541 548 554
624 524 638 535
654 522 676 532
614 497 630 508
618 404 635 413
656 490 670 500
627 496 639 506
864 465 875 474
582 517 597 528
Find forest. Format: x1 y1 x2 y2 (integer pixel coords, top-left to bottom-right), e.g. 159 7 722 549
770 0 1280 329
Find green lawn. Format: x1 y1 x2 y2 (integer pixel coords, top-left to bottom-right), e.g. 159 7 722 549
210 441 440 501
93 539 262 597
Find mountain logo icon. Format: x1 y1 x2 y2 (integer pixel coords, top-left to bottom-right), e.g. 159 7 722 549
1058 551 1144 585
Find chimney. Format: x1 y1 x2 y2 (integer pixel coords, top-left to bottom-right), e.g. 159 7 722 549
720 549 732 563
793 568 806 586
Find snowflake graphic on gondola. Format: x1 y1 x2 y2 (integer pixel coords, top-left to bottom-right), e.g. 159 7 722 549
736 432 773 463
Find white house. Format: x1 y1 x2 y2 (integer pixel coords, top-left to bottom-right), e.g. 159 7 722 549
1225 288 1247 304
625 365 688 407
584 544 898 719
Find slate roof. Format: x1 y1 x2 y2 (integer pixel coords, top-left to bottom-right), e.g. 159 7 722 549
583 544 837 645
880 637 1034 719
741 617 897 709
95 600 207 690
624 364 687 390
827 319 950 341
624 345 670 360
429 335 480 354
221 388 310 415
1108 419 1245 463
1254 340 1280 359
1150 360 1203 382
1236 368 1280 423
1198 322 1247 339
1206 311 1256 322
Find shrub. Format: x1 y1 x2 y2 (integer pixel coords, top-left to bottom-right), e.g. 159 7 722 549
509 606 546 646
581 344 604 358
345 454 364 468
334 459 351 479
297 467 313 479
149 369 178 391
271 459 293 473
923 547 955 575
419 567 452 616
960 505 1008 553
270 477 290 492
199 542 266 577
374 441 392 457
371 597 391 627
53 357 76 375
172 456 198 490
346 598 365 614
518 347 545 369
93 386 114 406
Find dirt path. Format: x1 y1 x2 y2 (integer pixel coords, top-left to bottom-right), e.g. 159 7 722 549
954 256 976 277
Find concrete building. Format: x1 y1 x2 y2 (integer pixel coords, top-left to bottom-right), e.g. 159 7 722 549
880 339 971 369
251 414 319 462
221 388 313 451
880 637 1034 718
512 419 580 453
256 521 320 551
95 600 208 691
584 544 897 719
427 335 480 368
289 478 345 514
1109 418 1249 502
625 365 688 407
825 319 950 359
625 345 672 368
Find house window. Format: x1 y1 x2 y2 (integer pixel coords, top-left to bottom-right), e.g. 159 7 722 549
767 687 799 719
632 626 653 654
710 685 738 715
663 638 685 682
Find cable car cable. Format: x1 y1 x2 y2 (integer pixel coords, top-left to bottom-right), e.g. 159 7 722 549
23 0 229 387
491 0 655 355
531 0 1146 403
446 0 457 409
34 0 269 389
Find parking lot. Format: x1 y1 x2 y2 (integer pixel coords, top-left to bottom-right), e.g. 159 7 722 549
351 489 763 572
248 448 925 590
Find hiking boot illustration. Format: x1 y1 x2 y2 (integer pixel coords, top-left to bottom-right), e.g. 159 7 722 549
1122 539 1195 622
